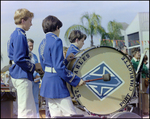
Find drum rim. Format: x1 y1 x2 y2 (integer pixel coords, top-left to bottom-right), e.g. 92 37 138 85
71 46 96 72
72 46 134 74
69 46 136 115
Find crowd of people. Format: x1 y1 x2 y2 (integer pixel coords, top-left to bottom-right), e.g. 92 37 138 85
119 45 149 115
3 8 149 118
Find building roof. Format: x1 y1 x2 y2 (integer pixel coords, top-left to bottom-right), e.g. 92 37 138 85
119 22 129 30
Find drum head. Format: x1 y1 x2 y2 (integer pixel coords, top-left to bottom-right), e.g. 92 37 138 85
68 46 136 115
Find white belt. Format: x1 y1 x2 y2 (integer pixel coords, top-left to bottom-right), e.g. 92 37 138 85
45 66 56 73
12 61 15 64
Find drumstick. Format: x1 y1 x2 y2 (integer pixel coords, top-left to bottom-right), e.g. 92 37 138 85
85 77 103 82
85 73 111 82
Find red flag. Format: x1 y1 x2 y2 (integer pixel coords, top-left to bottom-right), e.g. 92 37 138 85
116 40 118 46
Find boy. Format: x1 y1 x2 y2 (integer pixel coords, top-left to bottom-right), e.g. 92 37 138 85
131 48 149 115
65 30 86 101
38 15 85 118
7 8 42 118
66 30 87 58
131 48 148 76
27 38 41 118
120 45 132 60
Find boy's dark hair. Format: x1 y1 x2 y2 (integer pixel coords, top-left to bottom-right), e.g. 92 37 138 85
143 55 148 62
132 48 140 56
27 38 34 43
68 30 87 43
42 15 62 34
120 45 127 51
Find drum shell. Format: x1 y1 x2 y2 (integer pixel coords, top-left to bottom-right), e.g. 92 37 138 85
110 112 141 118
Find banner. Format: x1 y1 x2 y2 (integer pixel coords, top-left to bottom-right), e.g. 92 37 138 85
128 40 140 46
116 40 118 46
100 39 150 47
136 40 140 44
111 40 113 44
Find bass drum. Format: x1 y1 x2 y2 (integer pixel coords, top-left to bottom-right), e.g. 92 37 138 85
67 46 136 115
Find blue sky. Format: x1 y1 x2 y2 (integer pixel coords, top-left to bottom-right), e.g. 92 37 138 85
1 1 149 69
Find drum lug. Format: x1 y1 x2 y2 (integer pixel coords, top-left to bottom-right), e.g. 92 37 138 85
83 107 91 115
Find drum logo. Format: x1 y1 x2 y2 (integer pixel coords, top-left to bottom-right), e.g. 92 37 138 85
82 61 124 101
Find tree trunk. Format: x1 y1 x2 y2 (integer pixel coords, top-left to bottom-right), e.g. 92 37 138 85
91 35 94 47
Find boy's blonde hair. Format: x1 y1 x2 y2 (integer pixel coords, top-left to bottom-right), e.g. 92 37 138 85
14 8 34 25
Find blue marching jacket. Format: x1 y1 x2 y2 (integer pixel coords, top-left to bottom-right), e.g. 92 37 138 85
7 27 35 81
66 44 80 58
38 32 81 98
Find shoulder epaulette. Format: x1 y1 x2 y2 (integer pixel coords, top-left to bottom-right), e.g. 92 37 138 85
17 29 26 36
52 35 57 40
71 45 79 51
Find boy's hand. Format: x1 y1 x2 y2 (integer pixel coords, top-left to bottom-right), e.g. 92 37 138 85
67 53 75 62
34 75 40 79
77 79 85 86
35 63 44 74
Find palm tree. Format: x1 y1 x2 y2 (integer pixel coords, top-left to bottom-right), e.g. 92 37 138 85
100 20 123 47
64 12 107 47
107 20 123 40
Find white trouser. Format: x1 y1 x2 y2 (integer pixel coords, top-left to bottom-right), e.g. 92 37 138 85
48 96 76 118
11 78 37 118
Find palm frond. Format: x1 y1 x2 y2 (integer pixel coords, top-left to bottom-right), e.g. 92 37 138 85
64 12 106 47
107 20 123 40
80 12 90 26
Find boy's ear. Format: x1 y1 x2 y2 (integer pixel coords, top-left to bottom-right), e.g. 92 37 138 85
56 26 59 30
75 38 78 42
21 19 25 24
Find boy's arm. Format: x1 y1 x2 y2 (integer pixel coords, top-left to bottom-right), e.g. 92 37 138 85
52 39 80 87
38 43 45 76
13 35 35 73
33 53 41 78
63 59 68 66
142 64 148 75
64 53 75 66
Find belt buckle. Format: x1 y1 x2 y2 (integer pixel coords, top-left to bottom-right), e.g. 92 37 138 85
51 67 53 73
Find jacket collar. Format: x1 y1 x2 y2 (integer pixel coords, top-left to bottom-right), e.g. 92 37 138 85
133 57 139 62
70 44 79 51
46 32 57 36
16 27 25 34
